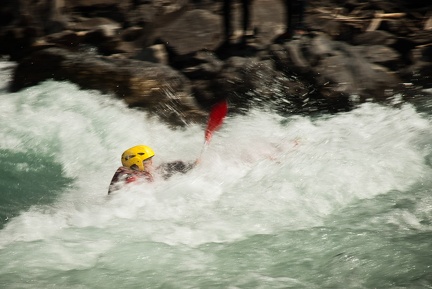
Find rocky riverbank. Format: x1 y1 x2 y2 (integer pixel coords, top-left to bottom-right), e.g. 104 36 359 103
1 0 431 124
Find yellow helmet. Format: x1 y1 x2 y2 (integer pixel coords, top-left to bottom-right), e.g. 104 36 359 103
121 145 155 171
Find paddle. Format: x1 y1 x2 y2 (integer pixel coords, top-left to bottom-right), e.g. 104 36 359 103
205 100 228 144
198 100 228 160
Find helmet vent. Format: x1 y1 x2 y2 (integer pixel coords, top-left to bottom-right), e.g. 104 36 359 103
138 153 145 155
124 154 135 160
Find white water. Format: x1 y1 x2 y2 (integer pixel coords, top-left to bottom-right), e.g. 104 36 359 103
1 61 432 288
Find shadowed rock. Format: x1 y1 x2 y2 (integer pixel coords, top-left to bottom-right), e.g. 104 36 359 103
2 0 432 121
270 34 401 101
159 9 222 56
10 47 206 124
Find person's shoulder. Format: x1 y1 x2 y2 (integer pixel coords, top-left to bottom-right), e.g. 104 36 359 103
116 166 152 178
115 166 134 174
111 166 139 181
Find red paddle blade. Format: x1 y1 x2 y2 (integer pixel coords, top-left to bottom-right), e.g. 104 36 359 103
205 100 228 143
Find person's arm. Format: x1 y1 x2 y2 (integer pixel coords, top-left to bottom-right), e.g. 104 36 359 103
158 160 196 180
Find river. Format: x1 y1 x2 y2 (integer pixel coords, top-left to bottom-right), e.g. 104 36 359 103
0 60 431 288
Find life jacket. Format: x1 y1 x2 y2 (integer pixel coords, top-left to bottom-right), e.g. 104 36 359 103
108 166 153 194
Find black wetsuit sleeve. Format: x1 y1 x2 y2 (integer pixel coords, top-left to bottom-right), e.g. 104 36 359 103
158 161 196 180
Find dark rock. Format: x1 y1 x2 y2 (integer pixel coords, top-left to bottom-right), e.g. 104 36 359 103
120 26 144 42
352 30 398 46
159 9 222 56
193 56 313 113
128 0 190 47
271 34 401 101
402 60 432 89
181 51 224 79
0 26 40 60
68 17 121 31
353 45 401 70
133 44 169 64
408 30 432 46
306 14 360 42
64 0 129 24
0 0 18 26
1 0 432 122
44 30 84 47
411 44 432 63
10 47 204 124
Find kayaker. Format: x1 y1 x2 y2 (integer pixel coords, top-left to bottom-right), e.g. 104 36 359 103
108 145 196 194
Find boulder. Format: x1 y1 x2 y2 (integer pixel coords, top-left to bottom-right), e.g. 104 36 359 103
353 45 401 70
159 9 222 56
270 34 401 101
191 55 312 113
2 0 432 120
352 30 398 46
10 47 205 124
